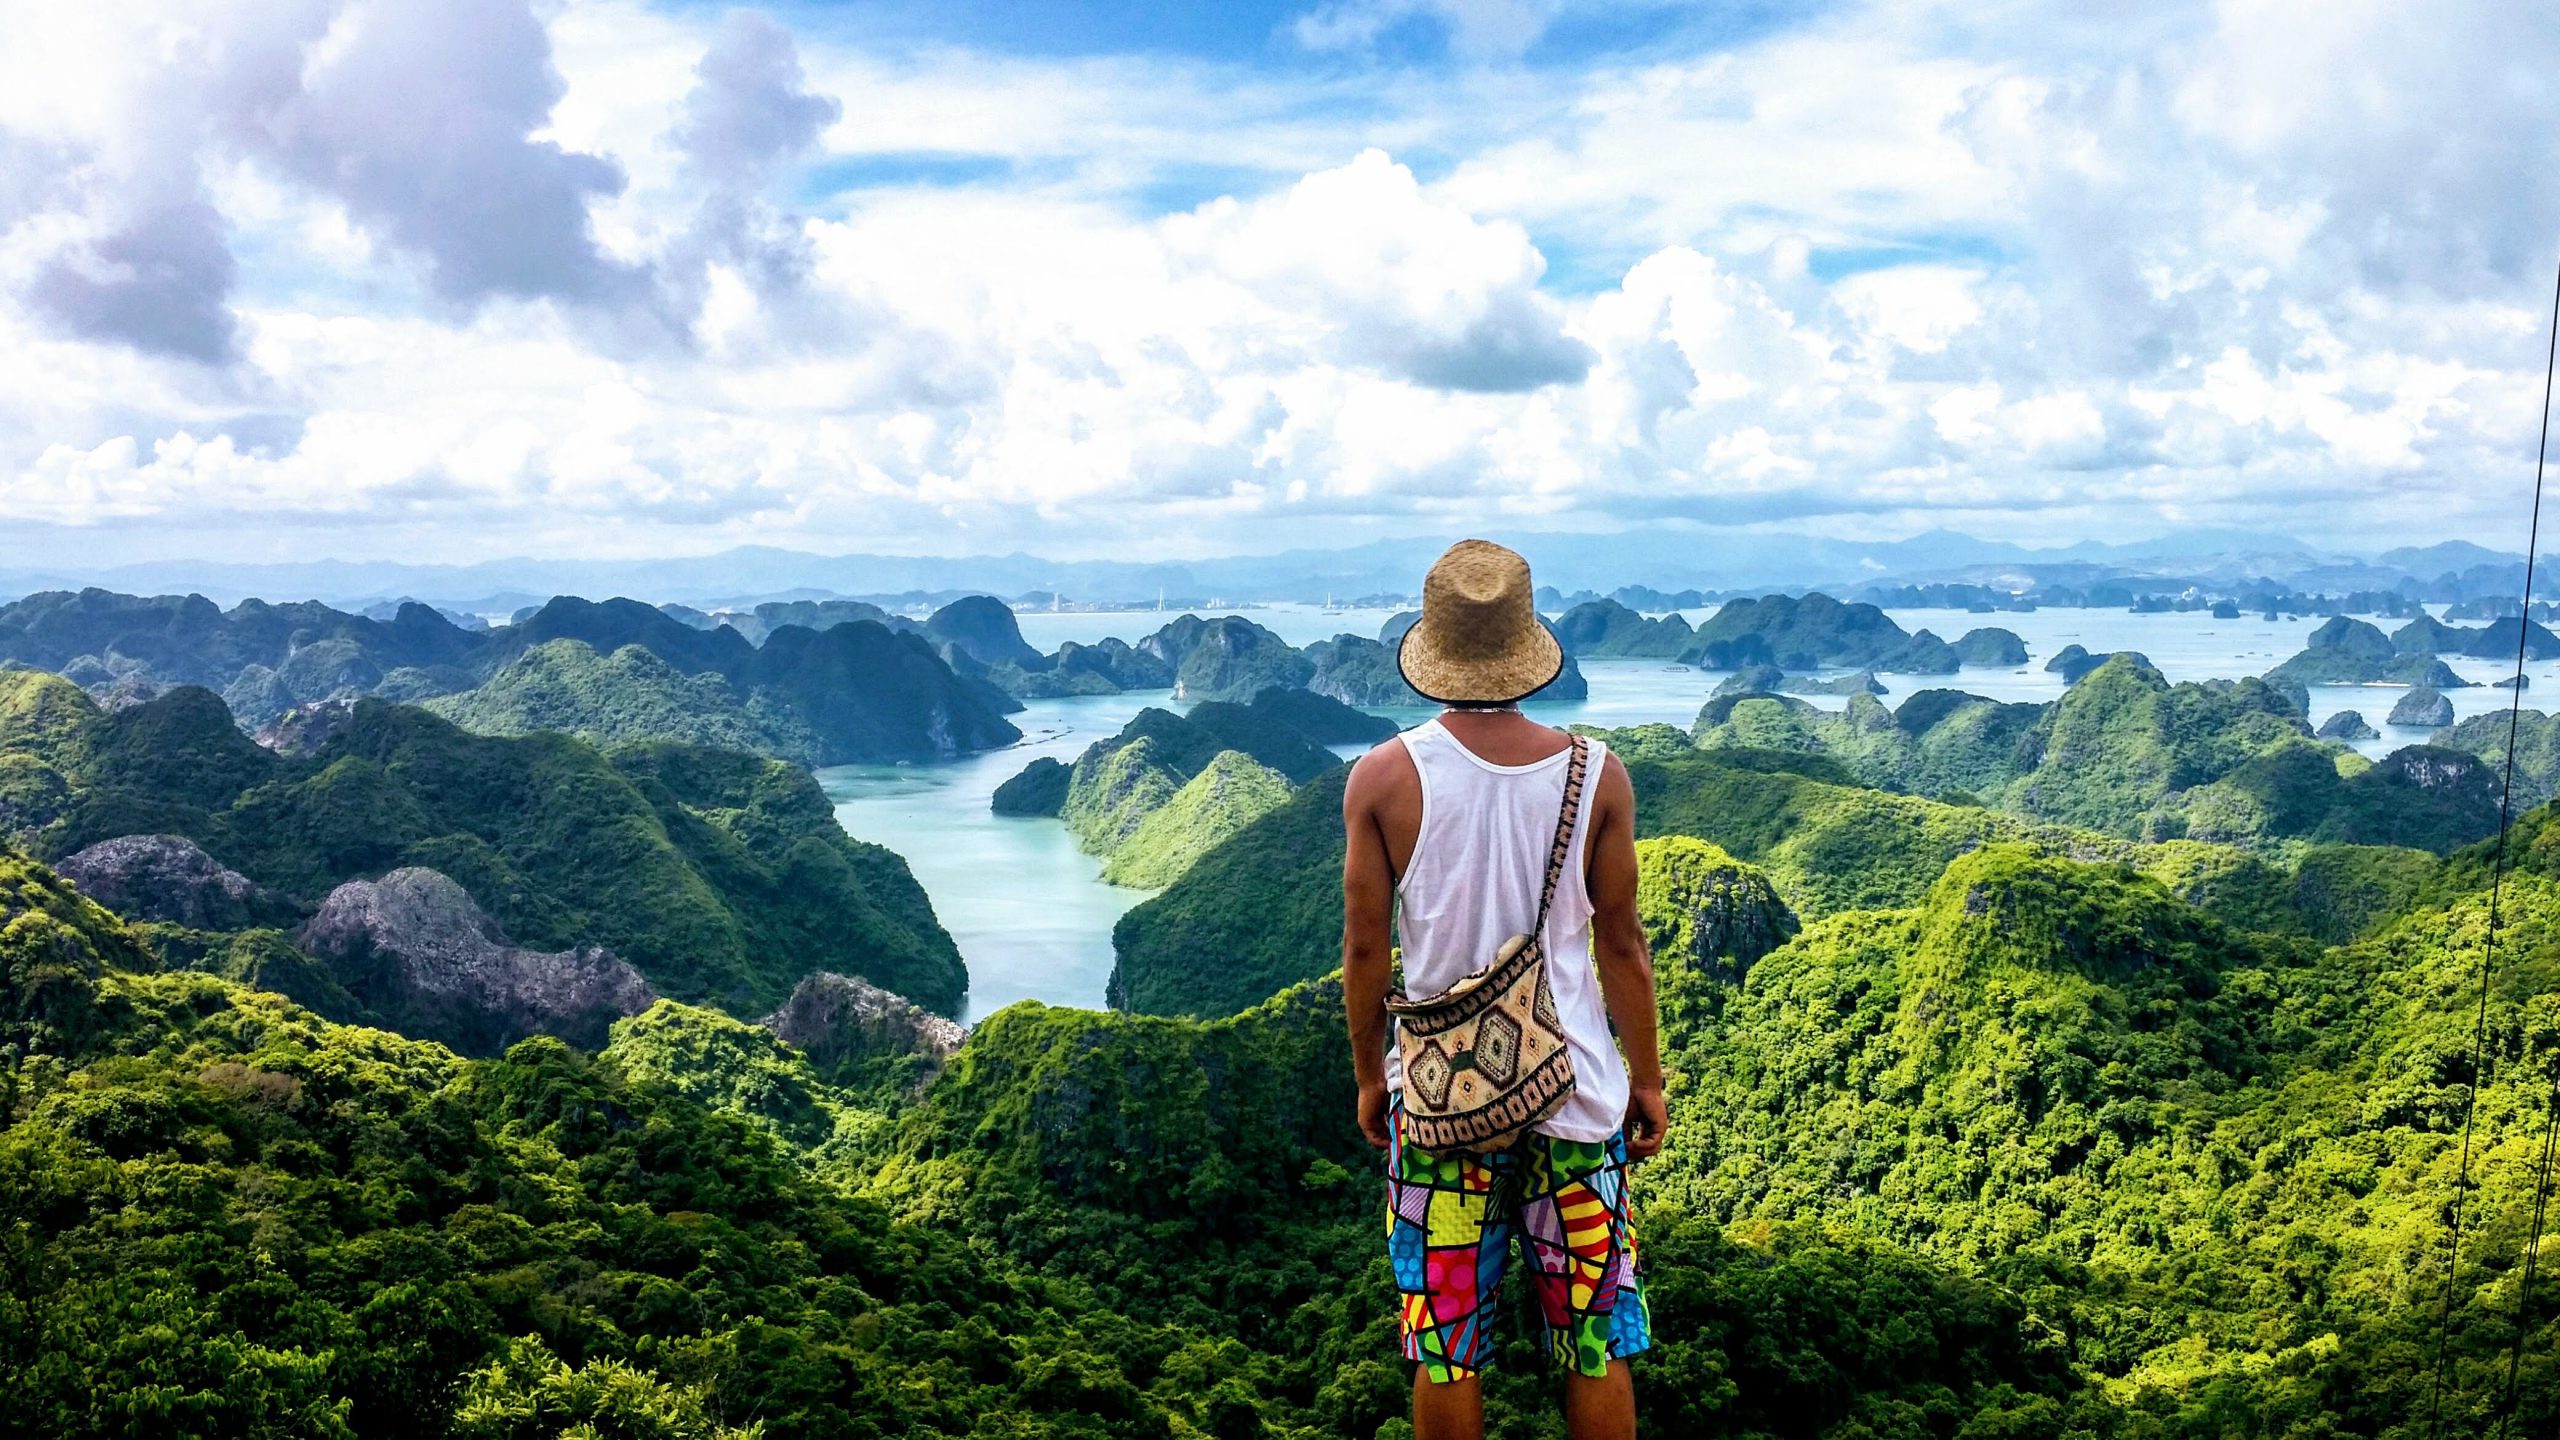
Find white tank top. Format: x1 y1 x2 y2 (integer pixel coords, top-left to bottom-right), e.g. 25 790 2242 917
1384 718 1629 1143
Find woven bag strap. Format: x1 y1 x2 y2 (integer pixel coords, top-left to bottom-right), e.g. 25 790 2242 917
1529 735 1591 940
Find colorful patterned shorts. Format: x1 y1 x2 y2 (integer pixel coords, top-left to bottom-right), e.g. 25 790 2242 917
1386 1099 1651 1382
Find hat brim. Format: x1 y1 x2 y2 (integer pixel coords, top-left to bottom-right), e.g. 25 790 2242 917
1397 620 1567 706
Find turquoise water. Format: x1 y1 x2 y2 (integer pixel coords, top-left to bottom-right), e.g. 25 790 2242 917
834 604 2552 1020
820 693 1165 1024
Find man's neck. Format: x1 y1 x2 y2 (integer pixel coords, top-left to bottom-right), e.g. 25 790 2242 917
1435 705 1568 760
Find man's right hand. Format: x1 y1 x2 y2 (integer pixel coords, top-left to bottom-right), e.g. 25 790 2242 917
1358 1081 1392 1148
1624 1083 1668 1160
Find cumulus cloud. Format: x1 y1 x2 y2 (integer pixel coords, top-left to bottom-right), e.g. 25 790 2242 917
0 0 636 361
251 0 637 305
0 0 2554 564
1165 149 1592 393
29 190 241 363
2171 0 2560 295
676 11 839 184
659 10 843 340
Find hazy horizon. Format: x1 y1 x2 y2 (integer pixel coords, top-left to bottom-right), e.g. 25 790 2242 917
0 521 2527 578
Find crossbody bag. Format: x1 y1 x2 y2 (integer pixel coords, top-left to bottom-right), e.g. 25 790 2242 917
1384 734 1589 1154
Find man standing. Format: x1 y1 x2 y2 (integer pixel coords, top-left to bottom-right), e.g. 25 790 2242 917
1342 539 1668 1440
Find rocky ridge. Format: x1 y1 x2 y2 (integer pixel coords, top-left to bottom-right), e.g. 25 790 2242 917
57 833 276 929
296 867 657 1053
759 970 965 1084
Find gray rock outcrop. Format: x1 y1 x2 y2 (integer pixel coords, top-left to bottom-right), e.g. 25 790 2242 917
58 834 273 929
253 700 356 755
1638 838 1799 987
296 867 655 1053
2389 685 2456 728
760 970 964 1084
2316 710 2381 741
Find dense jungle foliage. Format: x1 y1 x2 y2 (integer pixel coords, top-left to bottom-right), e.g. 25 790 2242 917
0 839 2113 1438
12 615 2560 1437
9 775 2559 1434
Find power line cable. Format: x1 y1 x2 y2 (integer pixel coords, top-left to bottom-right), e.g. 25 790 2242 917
2429 246 2560 1434
2495 1056 2560 1435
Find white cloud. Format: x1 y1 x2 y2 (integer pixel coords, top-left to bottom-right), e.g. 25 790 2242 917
1433 27 2009 268
0 0 2555 564
1833 265 1985 357
1162 149 1590 392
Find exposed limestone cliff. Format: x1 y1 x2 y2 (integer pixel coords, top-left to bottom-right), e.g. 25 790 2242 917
296 867 656 1053
56 834 274 930
759 969 964 1085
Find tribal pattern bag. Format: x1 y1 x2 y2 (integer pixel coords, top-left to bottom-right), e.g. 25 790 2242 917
1385 735 1589 1155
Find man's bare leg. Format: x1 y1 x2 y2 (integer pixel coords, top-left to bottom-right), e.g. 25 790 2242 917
1412 1370 1483 1440
1563 1359 1635 1440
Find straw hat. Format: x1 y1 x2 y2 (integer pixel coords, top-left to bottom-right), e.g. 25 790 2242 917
1398 539 1564 705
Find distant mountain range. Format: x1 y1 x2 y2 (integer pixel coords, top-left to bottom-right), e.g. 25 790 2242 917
0 526 2533 613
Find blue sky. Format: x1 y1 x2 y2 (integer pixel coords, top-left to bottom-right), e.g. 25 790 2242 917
0 0 2551 565
747 0 1763 69
763 0 1846 289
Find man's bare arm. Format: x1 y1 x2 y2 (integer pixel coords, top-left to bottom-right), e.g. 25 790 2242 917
1585 751 1667 1158
1342 748 1399 1147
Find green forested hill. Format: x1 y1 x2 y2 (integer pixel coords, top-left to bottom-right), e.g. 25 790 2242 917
2439 706 2560 809
1108 740 2434 1021
1681 592 1914 668
1102 750 1293 887
20 623 2560 1439
1647 843 2560 1430
1692 656 2503 850
424 638 825 763
0 588 1025 763
1105 818 2559 1431
9 729 2560 1437
1047 694 1376 891
1109 767 1353 1014
0 672 963 1015
864 976 2094 1438
0 841 2097 1438
0 903 1195 1436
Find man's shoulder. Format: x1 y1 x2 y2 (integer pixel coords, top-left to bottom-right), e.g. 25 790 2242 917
1347 734 1416 786
1557 725 1617 766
